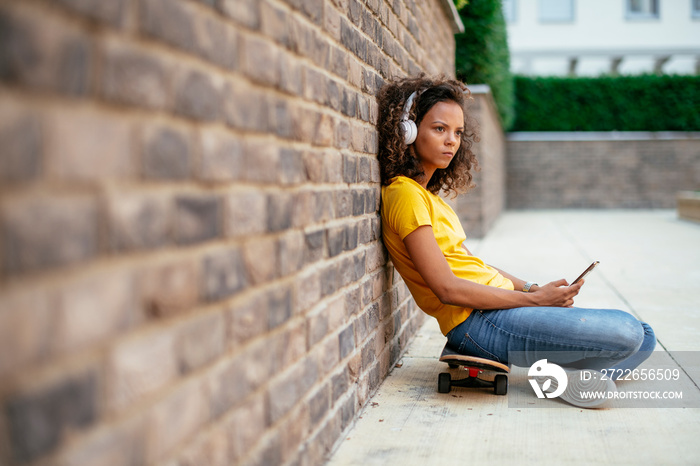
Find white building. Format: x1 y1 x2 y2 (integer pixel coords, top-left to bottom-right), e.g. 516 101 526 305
504 0 700 76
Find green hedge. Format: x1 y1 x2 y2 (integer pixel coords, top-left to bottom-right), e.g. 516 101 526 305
454 0 514 130
513 75 700 131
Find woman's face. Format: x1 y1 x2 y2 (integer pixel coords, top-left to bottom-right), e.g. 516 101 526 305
413 100 464 175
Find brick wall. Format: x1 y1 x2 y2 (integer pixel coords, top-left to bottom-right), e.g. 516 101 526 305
447 85 506 238
0 1 461 465
507 133 700 209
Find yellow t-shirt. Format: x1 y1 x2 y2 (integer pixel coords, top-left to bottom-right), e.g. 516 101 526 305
381 176 514 335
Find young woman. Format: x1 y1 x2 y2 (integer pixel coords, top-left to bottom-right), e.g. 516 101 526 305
377 75 656 406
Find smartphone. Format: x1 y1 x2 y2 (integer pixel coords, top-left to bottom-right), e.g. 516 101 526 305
571 261 600 285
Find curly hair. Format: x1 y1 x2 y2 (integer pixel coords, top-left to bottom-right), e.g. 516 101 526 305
376 74 480 196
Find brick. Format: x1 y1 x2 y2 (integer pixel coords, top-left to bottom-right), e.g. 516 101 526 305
267 192 293 232
344 285 361 318
55 0 127 26
338 256 354 287
6 370 98 463
278 52 303 95
175 68 221 122
227 291 267 349
1 195 97 275
271 97 294 139
198 128 244 182
303 67 327 106
326 225 344 257
0 107 41 184
108 329 177 411
173 426 228 466
304 229 325 264
261 0 290 46
341 87 358 117
324 2 342 40
227 395 266 463
46 108 133 181
331 369 349 404
308 385 330 426
224 79 270 131
140 259 199 319
58 416 147 466
0 289 52 378
242 235 278 285
244 142 280 183
301 149 323 182
139 0 196 53
320 262 338 297
326 294 346 331
335 189 353 218
291 191 315 228
315 332 340 370
54 269 135 354
225 190 267 238
141 125 191 180
352 189 365 215
339 325 355 358
322 149 343 181
101 40 171 110
241 34 280 87
293 0 324 24
278 230 304 277
353 251 366 281
195 13 238 70
343 153 357 183
174 195 222 245
202 247 248 301
267 285 292 330
329 45 348 80
218 0 261 29
177 311 225 373
335 119 352 149
311 34 331 70
358 218 372 244
0 8 92 95
306 308 329 348
295 270 320 315
107 191 170 252
146 379 207 463
279 148 306 185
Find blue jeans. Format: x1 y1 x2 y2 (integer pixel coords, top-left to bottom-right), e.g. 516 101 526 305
446 307 656 375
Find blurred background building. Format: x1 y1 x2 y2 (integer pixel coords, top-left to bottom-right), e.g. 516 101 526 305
504 0 700 76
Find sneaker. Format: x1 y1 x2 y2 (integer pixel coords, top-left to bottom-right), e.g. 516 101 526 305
537 369 617 408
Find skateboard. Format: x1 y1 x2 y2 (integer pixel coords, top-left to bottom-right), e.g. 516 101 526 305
438 344 509 395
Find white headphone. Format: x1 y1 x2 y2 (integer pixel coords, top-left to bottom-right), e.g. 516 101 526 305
399 91 419 145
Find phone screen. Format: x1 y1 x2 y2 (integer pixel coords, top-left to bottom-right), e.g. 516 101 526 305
572 261 600 285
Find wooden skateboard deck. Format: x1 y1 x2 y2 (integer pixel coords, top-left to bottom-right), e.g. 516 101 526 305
438 344 509 395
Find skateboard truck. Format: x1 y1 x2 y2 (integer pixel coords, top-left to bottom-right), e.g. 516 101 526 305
438 344 509 395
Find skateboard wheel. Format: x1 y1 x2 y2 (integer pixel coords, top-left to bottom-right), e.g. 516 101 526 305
494 374 507 396
438 372 452 393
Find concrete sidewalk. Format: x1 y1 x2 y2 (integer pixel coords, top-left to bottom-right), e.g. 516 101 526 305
327 210 700 465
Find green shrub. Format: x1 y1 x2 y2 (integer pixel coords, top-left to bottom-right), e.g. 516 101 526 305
513 75 700 131
454 0 514 130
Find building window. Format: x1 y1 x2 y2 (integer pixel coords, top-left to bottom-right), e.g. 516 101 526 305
693 0 700 18
626 0 660 19
502 0 517 23
539 0 575 23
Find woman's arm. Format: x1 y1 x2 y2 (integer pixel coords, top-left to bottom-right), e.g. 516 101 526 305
406 226 580 309
461 245 539 292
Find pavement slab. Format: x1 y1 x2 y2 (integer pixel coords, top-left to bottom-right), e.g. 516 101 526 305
327 210 700 466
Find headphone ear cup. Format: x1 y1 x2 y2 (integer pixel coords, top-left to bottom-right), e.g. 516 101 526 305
401 119 417 145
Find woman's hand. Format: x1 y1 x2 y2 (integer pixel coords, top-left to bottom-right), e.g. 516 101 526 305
530 279 583 308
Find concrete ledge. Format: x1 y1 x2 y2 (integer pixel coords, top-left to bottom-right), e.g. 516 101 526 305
507 131 700 141
678 191 700 222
